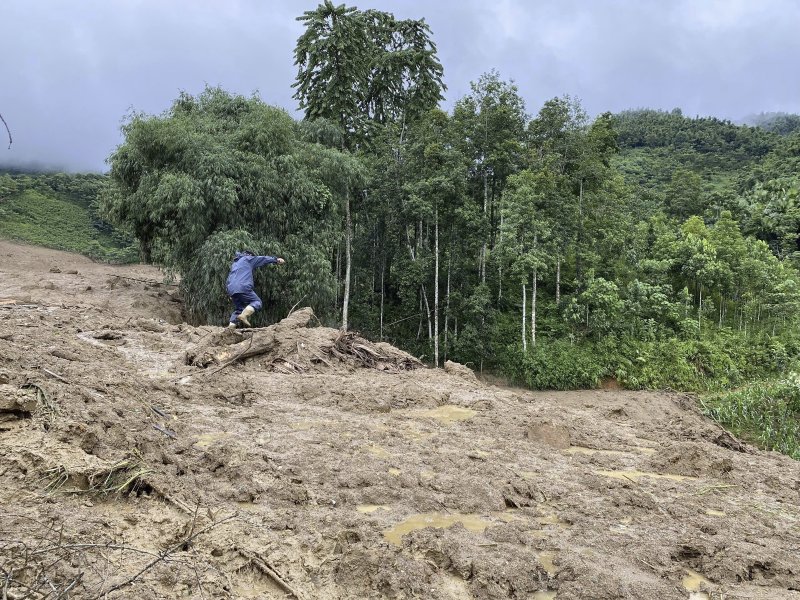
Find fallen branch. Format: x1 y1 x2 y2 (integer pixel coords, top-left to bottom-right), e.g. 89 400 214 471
286 295 307 317
237 549 303 600
41 368 70 384
98 514 237 598
0 112 11 149
197 332 256 378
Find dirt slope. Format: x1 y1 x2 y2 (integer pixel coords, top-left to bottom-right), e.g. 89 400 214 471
1 239 798 600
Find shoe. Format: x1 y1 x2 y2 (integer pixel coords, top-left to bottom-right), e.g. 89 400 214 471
227 322 237 330
237 305 255 327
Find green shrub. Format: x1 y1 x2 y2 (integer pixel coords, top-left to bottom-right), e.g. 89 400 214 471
701 376 800 459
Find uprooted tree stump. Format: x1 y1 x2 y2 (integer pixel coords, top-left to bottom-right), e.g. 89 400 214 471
185 307 424 374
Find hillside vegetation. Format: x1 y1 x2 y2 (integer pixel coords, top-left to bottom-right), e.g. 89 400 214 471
0 172 136 263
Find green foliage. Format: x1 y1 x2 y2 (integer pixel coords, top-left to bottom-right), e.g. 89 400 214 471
103 87 356 324
0 187 136 263
293 1 445 140
701 377 800 459
513 340 608 390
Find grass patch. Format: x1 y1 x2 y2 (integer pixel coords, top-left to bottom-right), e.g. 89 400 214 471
700 376 800 460
0 189 136 262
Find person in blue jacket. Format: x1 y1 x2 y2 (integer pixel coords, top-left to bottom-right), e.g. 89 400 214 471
226 250 286 328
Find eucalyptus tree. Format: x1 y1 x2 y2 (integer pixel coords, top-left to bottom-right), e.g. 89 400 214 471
293 1 445 329
526 96 587 301
500 168 555 350
400 109 467 364
453 71 527 288
103 87 358 325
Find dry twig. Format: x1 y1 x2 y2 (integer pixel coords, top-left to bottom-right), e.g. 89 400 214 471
97 513 237 598
237 549 303 600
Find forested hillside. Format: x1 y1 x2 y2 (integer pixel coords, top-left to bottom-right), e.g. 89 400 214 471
0 171 136 262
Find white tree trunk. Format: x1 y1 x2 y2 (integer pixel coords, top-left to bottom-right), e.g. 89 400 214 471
434 206 439 367
481 170 488 284
698 286 702 336
531 269 537 348
555 257 561 305
341 190 352 331
380 258 385 341
444 254 451 362
522 282 527 353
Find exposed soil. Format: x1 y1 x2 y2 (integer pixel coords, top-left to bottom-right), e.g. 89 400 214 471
1 239 798 599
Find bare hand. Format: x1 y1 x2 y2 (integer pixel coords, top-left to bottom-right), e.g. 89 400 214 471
277 257 286 265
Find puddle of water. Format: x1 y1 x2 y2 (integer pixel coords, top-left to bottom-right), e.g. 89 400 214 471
537 551 558 576
388 468 402 476
236 501 262 513
384 512 491 546
367 445 390 458
537 513 566 526
683 569 712 596
357 504 391 514
406 405 477 424
497 510 518 523
193 432 231 449
440 572 471 598
595 470 697 482
705 509 726 517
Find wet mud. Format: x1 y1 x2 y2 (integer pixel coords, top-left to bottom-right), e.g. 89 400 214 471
0 240 798 599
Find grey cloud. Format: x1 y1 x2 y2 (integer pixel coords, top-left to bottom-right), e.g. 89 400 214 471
1 0 798 172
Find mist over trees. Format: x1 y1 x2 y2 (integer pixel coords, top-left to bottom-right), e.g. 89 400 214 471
92 3 800 392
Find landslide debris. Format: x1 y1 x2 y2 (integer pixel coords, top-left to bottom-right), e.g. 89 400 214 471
0 240 798 600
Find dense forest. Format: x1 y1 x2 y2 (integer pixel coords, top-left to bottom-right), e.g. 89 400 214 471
2 3 799 455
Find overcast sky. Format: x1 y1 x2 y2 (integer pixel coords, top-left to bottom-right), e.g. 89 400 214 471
2 0 799 172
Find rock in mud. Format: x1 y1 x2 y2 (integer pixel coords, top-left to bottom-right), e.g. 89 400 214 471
0 384 38 415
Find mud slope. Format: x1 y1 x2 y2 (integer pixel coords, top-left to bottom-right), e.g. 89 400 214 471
1 239 798 600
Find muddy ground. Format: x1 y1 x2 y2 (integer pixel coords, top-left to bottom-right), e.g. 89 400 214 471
0 239 798 600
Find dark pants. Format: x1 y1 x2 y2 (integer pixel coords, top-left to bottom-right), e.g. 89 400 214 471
228 289 263 324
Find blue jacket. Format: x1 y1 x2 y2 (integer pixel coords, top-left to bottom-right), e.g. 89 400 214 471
226 252 278 295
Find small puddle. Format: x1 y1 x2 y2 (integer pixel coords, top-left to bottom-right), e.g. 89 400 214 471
537 551 558 576
683 569 712 599
537 513 569 527
406 405 477 424
356 504 392 515
384 512 491 546
367 445 390 458
193 432 231 449
357 504 391 514
595 470 697 482
441 572 470 597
